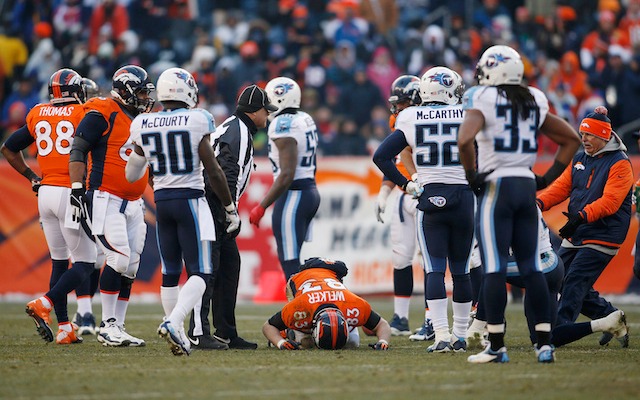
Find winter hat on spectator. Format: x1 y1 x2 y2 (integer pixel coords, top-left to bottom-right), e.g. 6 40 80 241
240 41 259 58
34 22 52 38
580 106 612 141
556 6 577 21
237 85 277 113
599 0 621 13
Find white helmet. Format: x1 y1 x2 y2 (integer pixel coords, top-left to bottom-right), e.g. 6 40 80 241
475 45 524 86
264 77 301 115
156 67 199 108
420 66 465 105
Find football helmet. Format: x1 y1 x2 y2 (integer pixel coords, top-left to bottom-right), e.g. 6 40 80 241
49 68 86 104
111 65 155 113
264 77 301 116
312 306 349 350
420 66 465 105
82 78 99 99
388 75 421 114
156 67 199 108
475 45 523 86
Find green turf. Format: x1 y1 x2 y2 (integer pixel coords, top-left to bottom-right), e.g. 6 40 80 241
1 299 639 400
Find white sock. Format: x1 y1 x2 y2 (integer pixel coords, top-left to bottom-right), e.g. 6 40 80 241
348 326 360 348
76 296 92 315
100 291 118 322
394 296 411 319
468 317 487 336
58 322 73 332
424 308 431 321
115 298 129 327
169 276 207 328
427 297 449 341
452 300 472 339
161 285 180 317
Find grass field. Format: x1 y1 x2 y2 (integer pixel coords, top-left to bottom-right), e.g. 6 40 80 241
2 298 640 400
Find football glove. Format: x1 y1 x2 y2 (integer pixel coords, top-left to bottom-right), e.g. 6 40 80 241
559 211 585 239
249 205 266 227
277 339 301 350
225 204 241 234
368 340 389 351
466 170 493 196
401 180 423 198
375 185 391 223
31 176 42 195
70 183 89 223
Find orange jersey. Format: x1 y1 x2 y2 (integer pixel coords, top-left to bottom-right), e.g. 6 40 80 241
83 97 148 200
26 102 85 187
388 114 412 179
281 268 373 333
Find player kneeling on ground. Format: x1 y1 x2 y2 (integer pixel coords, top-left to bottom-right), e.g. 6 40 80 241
262 258 391 350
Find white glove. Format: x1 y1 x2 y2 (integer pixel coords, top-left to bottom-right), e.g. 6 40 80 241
224 204 240 233
403 180 423 198
375 185 392 223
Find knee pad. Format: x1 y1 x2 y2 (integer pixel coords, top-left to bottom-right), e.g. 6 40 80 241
122 252 140 279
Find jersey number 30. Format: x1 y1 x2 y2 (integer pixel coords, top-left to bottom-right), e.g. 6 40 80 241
141 131 193 176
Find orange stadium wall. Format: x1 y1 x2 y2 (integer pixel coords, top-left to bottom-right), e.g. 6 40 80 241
2 157 640 301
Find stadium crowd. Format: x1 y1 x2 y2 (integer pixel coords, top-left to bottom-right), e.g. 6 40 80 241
2 0 640 156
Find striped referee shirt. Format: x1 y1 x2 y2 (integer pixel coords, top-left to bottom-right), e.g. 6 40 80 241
205 111 256 221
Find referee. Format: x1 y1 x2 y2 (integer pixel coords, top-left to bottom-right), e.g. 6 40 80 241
189 84 277 349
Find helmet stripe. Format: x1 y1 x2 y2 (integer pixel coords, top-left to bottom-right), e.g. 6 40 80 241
52 69 63 99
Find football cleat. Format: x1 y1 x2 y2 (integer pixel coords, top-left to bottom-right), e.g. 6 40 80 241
467 345 509 364
535 344 555 363
97 318 131 347
56 328 83 344
427 340 451 353
410 319 435 341
451 337 467 352
26 298 53 342
390 314 411 336
119 325 146 347
599 310 629 348
75 313 97 336
158 320 190 356
189 335 229 350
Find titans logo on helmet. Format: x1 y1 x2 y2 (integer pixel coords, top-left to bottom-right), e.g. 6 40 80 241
274 83 294 96
174 71 196 89
429 73 453 87
485 53 511 68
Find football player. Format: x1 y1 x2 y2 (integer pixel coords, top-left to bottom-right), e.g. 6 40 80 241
250 77 320 281
374 67 474 353
374 75 433 339
68 65 156 347
126 67 240 355
262 258 391 350
458 45 580 363
2 68 96 344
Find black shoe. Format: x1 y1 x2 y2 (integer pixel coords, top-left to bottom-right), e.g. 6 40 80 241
189 335 229 350
214 334 258 349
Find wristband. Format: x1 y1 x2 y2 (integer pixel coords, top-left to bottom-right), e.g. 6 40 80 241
23 168 38 181
71 182 83 189
411 173 418 182
277 339 286 349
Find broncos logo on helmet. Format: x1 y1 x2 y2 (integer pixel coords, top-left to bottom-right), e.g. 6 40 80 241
429 72 454 87
111 65 155 113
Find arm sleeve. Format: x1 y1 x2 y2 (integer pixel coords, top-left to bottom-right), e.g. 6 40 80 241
217 142 241 200
70 111 108 162
582 159 634 223
267 312 288 331
536 163 573 210
363 310 382 331
373 130 410 188
3 125 34 151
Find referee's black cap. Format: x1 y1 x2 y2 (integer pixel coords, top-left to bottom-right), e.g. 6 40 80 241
237 84 277 113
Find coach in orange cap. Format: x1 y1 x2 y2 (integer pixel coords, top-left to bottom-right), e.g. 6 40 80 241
536 106 632 347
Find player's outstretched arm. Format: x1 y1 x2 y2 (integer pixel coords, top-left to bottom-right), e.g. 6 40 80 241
262 319 300 350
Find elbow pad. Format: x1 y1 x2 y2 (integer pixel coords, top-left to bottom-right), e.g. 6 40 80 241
125 151 148 183
69 136 92 163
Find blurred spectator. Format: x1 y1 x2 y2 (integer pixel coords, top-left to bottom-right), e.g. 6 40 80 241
24 22 61 91
0 22 29 97
1 75 40 137
297 46 329 102
324 0 368 46
580 10 630 71
549 51 590 111
286 5 314 55
235 40 268 88
359 0 398 43
337 65 384 127
366 46 401 101
213 9 249 54
326 40 358 89
619 0 640 49
88 0 130 55
473 0 510 31
325 117 369 155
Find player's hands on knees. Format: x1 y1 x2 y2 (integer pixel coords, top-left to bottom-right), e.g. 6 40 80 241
277 339 301 350
368 340 389 350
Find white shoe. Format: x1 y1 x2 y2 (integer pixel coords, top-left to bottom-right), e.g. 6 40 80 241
601 310 628 339
467 345 509 364
97 318 130 347
119 325 146 347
